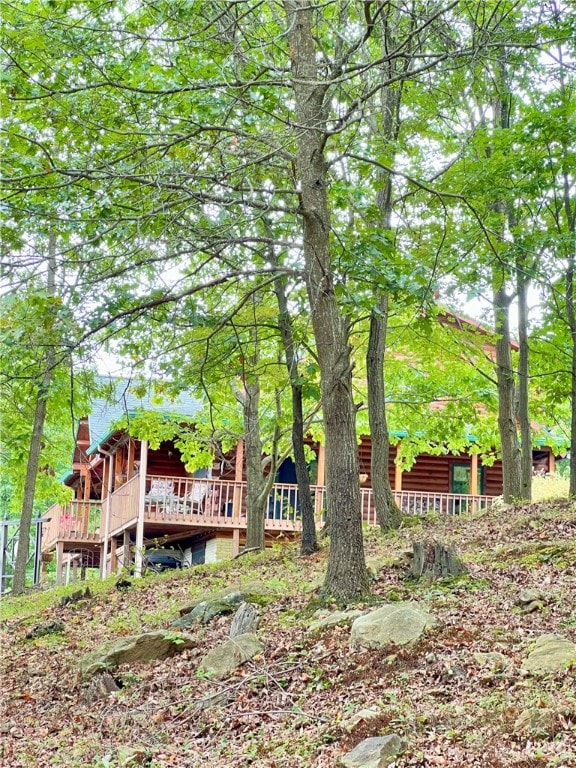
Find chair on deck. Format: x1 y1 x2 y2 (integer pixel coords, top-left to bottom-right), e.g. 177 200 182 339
144 479 177 509
184 481 208 514
181 482 233 517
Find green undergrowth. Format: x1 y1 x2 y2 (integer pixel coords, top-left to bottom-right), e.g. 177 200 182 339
407 574 492 600
0 576 114 622
1 542 320 629
484 540 576 571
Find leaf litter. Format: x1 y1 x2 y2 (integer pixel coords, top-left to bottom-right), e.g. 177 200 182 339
1 499 575 767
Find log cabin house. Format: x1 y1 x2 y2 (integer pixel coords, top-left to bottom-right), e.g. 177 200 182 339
41 376 558 585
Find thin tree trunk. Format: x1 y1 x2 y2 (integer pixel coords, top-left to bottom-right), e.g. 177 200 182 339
506 190 531 501
570 335 576 497
367 295 402 530
284 1 369 600
557 51 576 495
242 377 265 550
491 68 523 503
566 253 576 496
570 323 576 498
238 375 277 550
516 266 532 500
366 4 403 531
272 269 318 555
12 234 57 595
493 287 522 502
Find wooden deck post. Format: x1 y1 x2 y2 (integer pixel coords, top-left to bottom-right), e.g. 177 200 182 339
470 453 479 514
122 529 131 571
314 444 326 519
394 459 403 492
134 440 148 578
232 439 244 521
102 459 109 500
110 537 118 574
317 443 325 485
100 454 114 579
127 438 135 479
232 528 240 557
548 450 556 475
80 469 91 535
470 453 479 495
115 449 123 488
55 541 64 586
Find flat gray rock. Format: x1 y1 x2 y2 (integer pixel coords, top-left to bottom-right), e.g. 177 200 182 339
172 592 244 629
80 631 194 680
177 580 279 617
518 588 546 605
199 633 264 680
521 634 576 675
26 621 65 639
308 609 365 633
350 602 437 649
339 735 405 768
342 707 382 733
518 588 547 613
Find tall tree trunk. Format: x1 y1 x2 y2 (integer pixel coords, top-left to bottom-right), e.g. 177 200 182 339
516 266 532 500
493 287 522 502
491 66 523 503
12 234 56 595
366 6 403 532
284 1 369 600
272 269 318 555
566 249 576 497
367 294 402 530
569 325 576 497
569 307 576 498
557 49 576 495
507 191 531 501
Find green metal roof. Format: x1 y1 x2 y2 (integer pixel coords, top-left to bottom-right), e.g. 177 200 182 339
390 427 566 450
86 376 203 454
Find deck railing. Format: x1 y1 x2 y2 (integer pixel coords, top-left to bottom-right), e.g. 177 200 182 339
42 503 61 550
42 476 495 551
394 489 493 517
108 474 140 536
142 476 327 530
360 488 494 526
42 500 102 551
143 476 237 520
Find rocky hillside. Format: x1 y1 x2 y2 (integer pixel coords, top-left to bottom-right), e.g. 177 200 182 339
2 500 576 768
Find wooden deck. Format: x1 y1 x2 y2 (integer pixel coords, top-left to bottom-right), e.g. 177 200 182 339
42 474 494 555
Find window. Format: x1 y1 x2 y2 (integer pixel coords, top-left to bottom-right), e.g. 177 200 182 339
451 463 485 494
